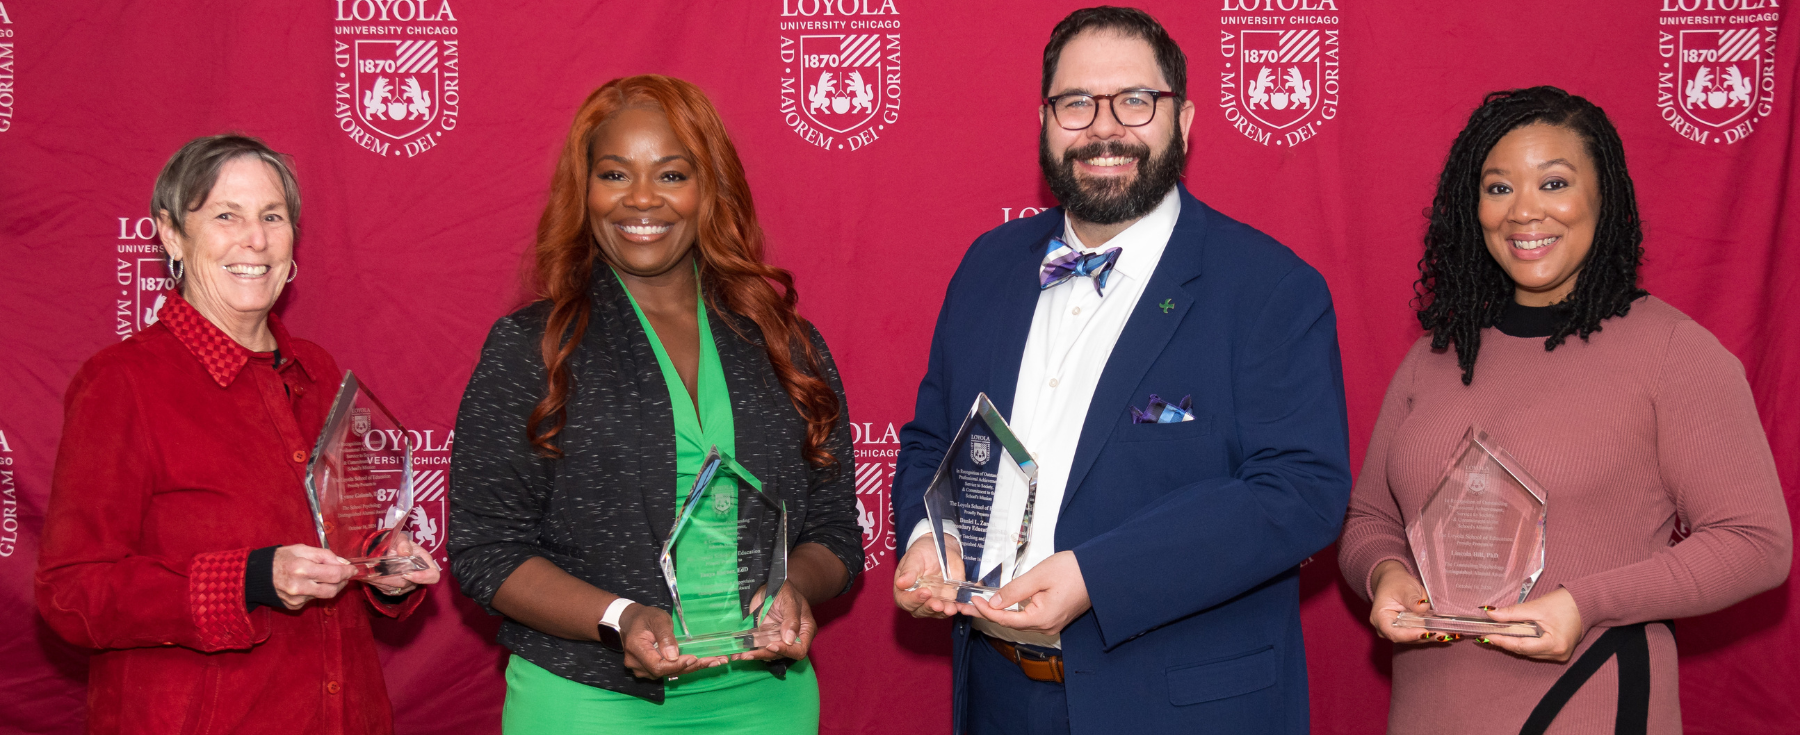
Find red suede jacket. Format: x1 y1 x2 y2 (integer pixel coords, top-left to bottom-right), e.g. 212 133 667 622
35 292 423 735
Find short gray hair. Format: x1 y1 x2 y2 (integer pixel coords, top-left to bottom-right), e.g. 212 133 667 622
150 133 302 239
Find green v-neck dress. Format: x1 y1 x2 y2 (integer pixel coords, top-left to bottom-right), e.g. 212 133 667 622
500 273 817 734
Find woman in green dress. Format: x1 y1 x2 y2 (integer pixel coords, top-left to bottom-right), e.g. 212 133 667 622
449 75 864 734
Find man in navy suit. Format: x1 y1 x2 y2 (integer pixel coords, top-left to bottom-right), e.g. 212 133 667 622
890 8 1351 734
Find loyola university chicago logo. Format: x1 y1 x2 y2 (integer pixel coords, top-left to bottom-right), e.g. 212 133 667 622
112 216 173 340
852 421 899 571
778 0 901 152
377 429 453 563
1657 0 1779 145
345 426 454 562
0 427 16 559
0 2 15 133
1217 0 1341 148
332 0 461 158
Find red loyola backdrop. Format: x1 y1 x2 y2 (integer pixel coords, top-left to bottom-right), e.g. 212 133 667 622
0 1 1795 733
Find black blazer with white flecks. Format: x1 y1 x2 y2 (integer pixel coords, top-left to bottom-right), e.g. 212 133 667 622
449 270 861 703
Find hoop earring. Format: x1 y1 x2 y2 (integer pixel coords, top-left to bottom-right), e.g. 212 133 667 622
287 261 299 283
169 259 185 282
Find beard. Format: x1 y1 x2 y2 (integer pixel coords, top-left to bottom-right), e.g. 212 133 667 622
1040 126 1185 225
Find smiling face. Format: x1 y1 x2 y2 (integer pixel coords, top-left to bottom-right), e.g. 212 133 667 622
1478 123 1602 306
1040 30 1194 226
157 156 296 333
586 105 702 279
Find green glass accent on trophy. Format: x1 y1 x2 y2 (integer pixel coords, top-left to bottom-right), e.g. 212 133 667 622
659 446 792 657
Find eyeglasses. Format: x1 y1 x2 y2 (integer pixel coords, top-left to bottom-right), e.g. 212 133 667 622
1043 89 1175 131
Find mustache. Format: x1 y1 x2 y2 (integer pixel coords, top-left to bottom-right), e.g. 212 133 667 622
1062 141 1152 166
1040 126 1185 226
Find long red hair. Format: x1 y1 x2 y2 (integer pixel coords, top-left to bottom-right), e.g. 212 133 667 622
527 75 840 468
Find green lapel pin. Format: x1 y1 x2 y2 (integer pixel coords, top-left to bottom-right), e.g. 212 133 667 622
1158 298 1175 313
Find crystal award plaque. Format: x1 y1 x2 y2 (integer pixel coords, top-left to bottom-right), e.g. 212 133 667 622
1392 428 1547 637
659 447 790 658
906 392 1040 605
303 371 432 581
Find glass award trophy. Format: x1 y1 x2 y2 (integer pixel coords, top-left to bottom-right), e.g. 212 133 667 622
906 392 1040 606
303 371 432 581
1393 428 1547 638
659 447 789 657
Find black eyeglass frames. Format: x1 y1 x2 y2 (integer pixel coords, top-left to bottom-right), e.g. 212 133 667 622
1043 89 1175 130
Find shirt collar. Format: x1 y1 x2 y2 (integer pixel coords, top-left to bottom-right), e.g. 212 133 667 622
1054 186 1182 283
155 291 312 387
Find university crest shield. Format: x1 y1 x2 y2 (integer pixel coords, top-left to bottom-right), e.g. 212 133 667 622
799 34 883 134
403 468 449 561
854 461 893 571
1678 29 1761 129
1237 30 1320 130
354 39 441 140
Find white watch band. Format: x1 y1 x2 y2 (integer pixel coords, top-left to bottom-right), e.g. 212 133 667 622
600 597 636 631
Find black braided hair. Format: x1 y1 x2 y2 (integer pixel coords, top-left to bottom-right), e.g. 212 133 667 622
1415 86 1647 385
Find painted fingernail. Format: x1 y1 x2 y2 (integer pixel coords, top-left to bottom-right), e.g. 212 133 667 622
1452 634 1462 641
1417 598 1429 605
1418 633 1430 641
1479 637 1491 645
1478 605 1495 611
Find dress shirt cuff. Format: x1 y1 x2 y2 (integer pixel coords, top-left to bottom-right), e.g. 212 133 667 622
190 548 265 651
905 519 932 551
244 546 283 612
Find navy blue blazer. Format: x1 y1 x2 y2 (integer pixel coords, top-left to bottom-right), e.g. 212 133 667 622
894 185 1352 734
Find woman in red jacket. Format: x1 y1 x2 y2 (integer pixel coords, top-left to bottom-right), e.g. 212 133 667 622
35 134 440 735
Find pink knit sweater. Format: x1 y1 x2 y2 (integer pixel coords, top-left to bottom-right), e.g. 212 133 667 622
1339 296 1791 735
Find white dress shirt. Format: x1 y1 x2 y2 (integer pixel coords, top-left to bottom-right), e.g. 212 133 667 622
910 187 1181 648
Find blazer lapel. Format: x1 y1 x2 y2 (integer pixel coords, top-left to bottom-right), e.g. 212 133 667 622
590 272 680 544
987 225 1060 421
712 311 783 613
714 312 778 496
1060 188 1210 514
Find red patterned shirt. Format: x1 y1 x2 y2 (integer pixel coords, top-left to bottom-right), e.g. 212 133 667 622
35 291 423 735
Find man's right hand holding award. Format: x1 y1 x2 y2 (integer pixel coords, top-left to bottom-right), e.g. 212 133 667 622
889 9 1353 735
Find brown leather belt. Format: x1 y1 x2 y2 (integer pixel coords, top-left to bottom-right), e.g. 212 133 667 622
984 634 1065 684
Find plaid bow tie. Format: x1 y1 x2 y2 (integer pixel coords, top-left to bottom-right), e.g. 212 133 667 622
1040 238 1123 296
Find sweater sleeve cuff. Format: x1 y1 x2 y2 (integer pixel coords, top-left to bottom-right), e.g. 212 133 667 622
365 580 428 619
1337 530 1417 602
1361 555 1417 602
800 535 864 597
1559 556 1676 628
244 546 282 612
1560 573 1635 629
190 548 265 651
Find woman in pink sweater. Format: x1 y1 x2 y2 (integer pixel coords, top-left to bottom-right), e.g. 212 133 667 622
1339 86 1790 734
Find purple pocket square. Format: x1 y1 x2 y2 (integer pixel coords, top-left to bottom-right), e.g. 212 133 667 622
1130 394 1194 424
